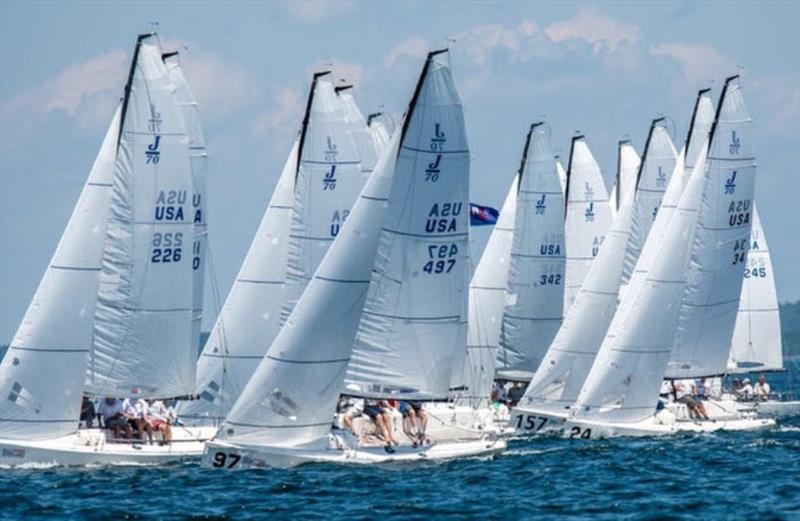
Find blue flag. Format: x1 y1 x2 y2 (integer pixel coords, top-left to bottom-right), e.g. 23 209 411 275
469 203 499 226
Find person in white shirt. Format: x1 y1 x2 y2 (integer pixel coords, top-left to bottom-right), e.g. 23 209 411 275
147 400 175 444
673 380 710 420
754 375 771 401
123 397 154 444
737 378 754 400
98 397 132 440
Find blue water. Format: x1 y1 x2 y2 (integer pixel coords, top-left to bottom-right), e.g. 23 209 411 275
2 422 798 519
2 364 799 520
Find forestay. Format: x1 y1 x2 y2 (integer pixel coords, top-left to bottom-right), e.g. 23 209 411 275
458 173 518 404
345 51 470 400
281 73 369 323
0 106 120 440
611 140 640 218
728 205 783 372
563 137 612 313
667 77 756 378
89 36 195 398
163 52 208 357
496 123 565 379
182 141 297 423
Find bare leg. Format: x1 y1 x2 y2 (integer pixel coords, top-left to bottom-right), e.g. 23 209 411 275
383 413 399 445
417 410 428 439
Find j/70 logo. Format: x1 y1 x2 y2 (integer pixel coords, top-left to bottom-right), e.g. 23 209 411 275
148 103 162 133
323 165 337 190
146 135 161 164
656 166 667 188
584 182 594 201
425 154 442 182
584 202 595 222
729 131 741 156
324 136 338 161
724 171 737 195
430 123 446 151
535 194 546 215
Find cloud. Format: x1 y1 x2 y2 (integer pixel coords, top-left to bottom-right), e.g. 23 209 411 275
39 50 128 115
650 43 735 83
178 51 257 120
455 24 521 66
544 8 640 53
277 0 357 24
383 36 429 68
305 59 366 89
254 85 304 134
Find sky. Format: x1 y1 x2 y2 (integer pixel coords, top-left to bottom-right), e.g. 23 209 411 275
1 0 798 343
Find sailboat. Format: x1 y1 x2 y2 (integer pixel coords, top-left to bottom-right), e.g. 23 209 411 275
561 76 774 438
725 206 800 417
510 118 677 434
495 123 566 382
202 50 505 469
181 74 378 426
0 35 215 466
563 136 613 315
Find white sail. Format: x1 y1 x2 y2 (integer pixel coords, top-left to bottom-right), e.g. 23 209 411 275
684 88 715 183
0 106 120 440
575 76 754 422
496 123 565 379
368 112 393 152
728 205 783 372
163 52 208 357
623 120 677 285
521 197 635 414
344 52 470 400
563 137 613 313
556 159 567 195
337 86 380 172
281 73 370 323
219 50 455 446
610 140 640 217
519 123 678 414
667 78 756 378
459 173 518 403
89 36 195 398
181 141 297 423
572 141 709 423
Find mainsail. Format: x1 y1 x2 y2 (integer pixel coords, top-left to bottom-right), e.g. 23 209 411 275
182 140 297 423
728 205 783 372
163 51 208 357
496 123 565 379
0 106 120 440
459 173 518 404
563 136 612 313
611 140 640 218
666 77 756 378
89 35 196 398
281 72 370 323
344 51 470 400
684 88 715 183
219 50 457 445
623 119 677 285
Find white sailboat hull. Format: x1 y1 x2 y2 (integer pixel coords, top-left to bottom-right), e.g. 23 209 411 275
421 403 513 439
561 414 774 439
509 406 568 435
0 426 215 467
748 400 800 418
203 434 506 469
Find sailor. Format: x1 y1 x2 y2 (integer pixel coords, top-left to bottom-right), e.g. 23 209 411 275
79 396 96 428
98 397 132 440
506 382 526 407
737 378 754 400
336 396 364 441
673 381 710 420
363 399 399 452
122 397 154 444
398 401 428 447
754 375 771 401
148 399 175 445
